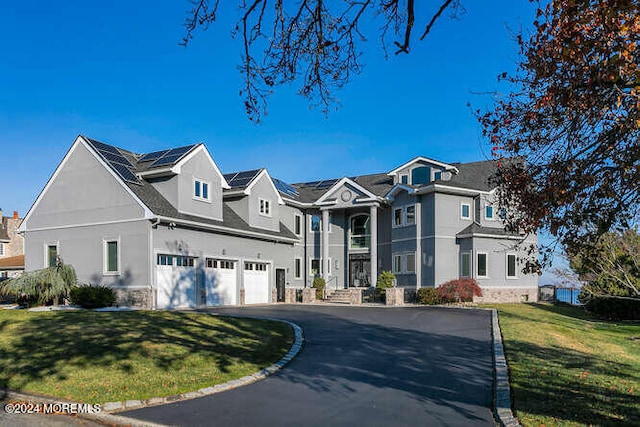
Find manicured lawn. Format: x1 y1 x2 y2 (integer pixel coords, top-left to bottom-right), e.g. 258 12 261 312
0 310 293 404
493 303 640 426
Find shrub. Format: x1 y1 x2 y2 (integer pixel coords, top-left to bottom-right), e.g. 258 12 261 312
436 278 482 303
375 271 396 302
0 258 77 306
70 285 116 309
416 287 442 305
583 296 640 320
312 277 326 300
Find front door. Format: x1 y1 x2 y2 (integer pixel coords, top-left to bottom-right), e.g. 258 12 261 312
349 256 371 287
276 268 286 302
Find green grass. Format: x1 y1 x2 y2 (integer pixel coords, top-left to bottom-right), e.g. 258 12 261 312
0 310 293 403
492 303 640 426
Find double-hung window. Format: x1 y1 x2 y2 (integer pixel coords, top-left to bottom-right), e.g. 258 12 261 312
393 208 403 226
406 205 415 225
259 199 271 216
461 203 471 220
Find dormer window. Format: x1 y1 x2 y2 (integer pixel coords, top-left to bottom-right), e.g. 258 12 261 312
259 199 271 216
485 205 494 220
194 178 210 202
411 166 431 185
434 171 442 181
400 174 409 185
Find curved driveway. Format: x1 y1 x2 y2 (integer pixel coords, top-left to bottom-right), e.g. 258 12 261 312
123 305 494 426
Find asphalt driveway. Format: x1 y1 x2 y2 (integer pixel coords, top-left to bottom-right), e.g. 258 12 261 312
122 305 494 426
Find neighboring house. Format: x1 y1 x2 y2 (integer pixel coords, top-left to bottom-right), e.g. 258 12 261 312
19 135 538 309
0 210 24 278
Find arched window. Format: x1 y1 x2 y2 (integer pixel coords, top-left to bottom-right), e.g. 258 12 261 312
411 166 431 185
350 214 370 248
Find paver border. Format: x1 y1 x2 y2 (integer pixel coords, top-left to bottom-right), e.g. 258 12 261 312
2 315 304 426
490 308 521 427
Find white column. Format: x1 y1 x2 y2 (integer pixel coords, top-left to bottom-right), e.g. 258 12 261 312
370 204 378 287
415 197 422 288
322 209 330 282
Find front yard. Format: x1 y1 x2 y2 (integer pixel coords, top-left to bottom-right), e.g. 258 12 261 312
0 310 293 404
494 304 640 426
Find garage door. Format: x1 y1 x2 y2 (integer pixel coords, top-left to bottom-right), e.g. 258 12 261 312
204 258 237 306
243 262 269 304
156 254 197 309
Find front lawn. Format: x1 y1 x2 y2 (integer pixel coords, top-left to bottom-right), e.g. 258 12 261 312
0 310 293 403
493 303 640 426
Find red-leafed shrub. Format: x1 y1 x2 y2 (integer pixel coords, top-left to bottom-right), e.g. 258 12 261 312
436 278 482 303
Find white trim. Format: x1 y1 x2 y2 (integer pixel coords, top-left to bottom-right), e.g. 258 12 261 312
461 203 471 220
44 241 59 268
294 214 302 236
193 177 212 203
259 198 272 217
244 169 285 205
415 183 494 196
19 218 149 233
388 156 459 176
484 204 495 221
103 237 121 276
506 253 518 279
400 174 409 185
309 257 321 276
405 204 416 225
460 252 471 278
392 207 404 228
315 177 379 205
392 253 402 274
476 251 488 278
175 144 230 189
385 183 416 200
309 213 331 233
155 215 298 244
294 257 302 279
457 233 524 241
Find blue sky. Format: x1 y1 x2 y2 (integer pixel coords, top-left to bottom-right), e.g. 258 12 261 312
1 1 560 281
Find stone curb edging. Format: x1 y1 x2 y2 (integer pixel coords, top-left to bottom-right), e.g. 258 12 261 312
491 308 521 427
2 316 304 427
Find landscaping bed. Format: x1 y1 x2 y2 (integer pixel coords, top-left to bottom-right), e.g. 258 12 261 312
492 303 640 426
0 310 293 404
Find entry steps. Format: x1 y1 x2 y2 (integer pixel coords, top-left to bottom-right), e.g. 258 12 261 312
324 289 352 304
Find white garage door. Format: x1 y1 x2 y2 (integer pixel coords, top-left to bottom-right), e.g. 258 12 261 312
156 254 197 309
243 262 269 304
205 258 237 306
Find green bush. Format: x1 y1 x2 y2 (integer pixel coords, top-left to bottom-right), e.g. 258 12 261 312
416 287 442 305
375 271 396 302
583 296 640 320
70 285 116 309
312 277 326 300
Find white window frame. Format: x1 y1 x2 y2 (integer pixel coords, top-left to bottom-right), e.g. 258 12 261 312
461 203 471 220
405 204 416 225
392 254 403 274
310 257 321 276
193 177 211 203
485 204 495 221
460 252 471 278
294 257 302 279
476 252 488 278
400 174 409 185
406 252 416 273
309 214 331 233
294 214 302 236
334 259 340 271
433 170 442 181
327 258 332 275
103 238 121 276
393 208 403 227
259 198 272 217
506 253 518 279
44 241 59 268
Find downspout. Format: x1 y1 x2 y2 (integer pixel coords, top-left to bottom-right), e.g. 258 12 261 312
150 218 161 309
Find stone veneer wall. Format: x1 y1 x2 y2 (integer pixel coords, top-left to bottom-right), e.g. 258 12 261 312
474 287 539 303
114 288 152 309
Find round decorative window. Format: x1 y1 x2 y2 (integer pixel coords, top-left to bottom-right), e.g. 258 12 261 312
341 190 352 202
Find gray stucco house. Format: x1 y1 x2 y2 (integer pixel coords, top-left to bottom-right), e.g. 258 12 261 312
19 135 538 308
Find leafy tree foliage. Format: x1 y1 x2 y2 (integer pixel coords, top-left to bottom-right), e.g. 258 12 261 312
182 0 463 121
572 229 640 299
0 257 77 306
480 0 640 270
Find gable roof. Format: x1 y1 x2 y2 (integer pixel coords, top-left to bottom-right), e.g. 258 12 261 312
292 173 394 204
456 223 522 240
388 156 459 176
315 177 379 205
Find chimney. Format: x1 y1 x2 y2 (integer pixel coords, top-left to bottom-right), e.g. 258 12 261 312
13 211 18 220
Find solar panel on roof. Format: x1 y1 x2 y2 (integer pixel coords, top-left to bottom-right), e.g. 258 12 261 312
139 149 170 162
101 151 133 167
111 163 139 184
88 139 121 154
151 154 184 167
233 170 261 180
227 178 253 188
273 178 299 198
165 145 195 157
148 145 197 168
316 179 338 189
223 172 239 181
